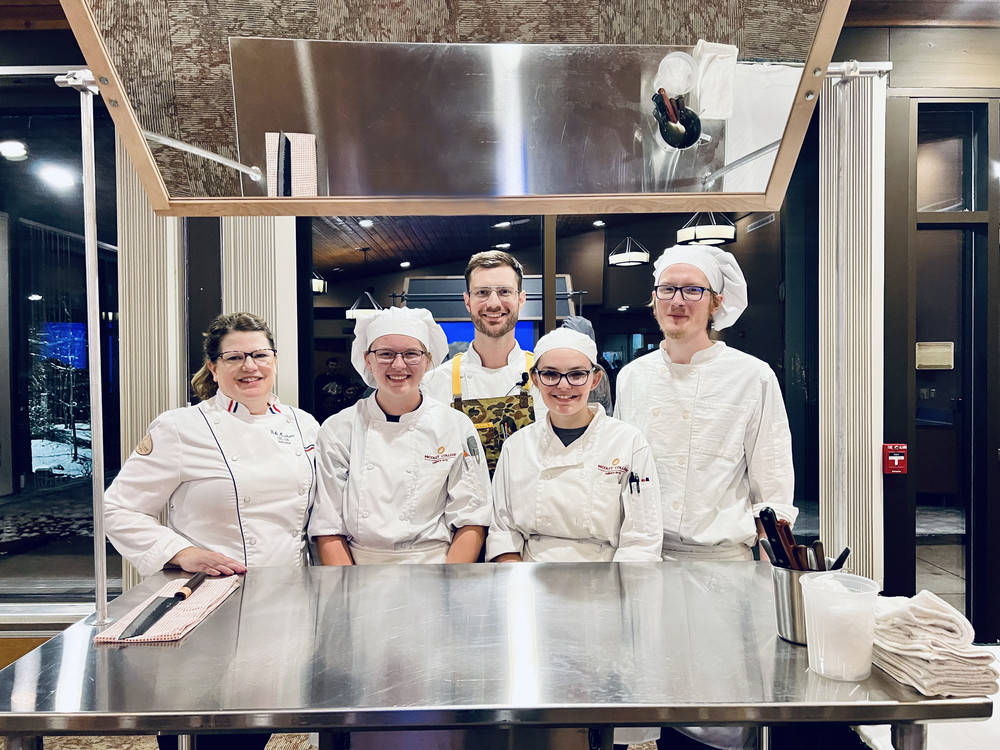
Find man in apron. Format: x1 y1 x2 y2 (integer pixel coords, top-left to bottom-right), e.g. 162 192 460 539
423 250 547 473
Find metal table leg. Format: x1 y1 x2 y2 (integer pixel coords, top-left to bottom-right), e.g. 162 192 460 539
890 723 926 750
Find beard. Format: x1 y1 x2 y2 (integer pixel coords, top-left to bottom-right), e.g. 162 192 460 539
472 307 519 338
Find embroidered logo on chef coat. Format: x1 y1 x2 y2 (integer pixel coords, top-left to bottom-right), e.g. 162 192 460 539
425 446 459 464
597 461 629 476
135 433 153 456
269 429 297 445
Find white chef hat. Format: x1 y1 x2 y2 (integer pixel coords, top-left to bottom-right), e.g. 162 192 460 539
350 306 449 387
651 243 748 329
533 328 598 367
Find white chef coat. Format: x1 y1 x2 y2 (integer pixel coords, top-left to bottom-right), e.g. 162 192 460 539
614 342 796 559
422 341 548 423
104 392 319 577
487 405 663 563
308 393 492 563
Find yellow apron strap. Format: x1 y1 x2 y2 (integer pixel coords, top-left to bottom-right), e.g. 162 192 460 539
523 352 533 391
452 353 463 399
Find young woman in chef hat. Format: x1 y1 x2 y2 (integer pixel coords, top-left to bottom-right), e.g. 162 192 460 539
487 327 662 564
309 306 492 564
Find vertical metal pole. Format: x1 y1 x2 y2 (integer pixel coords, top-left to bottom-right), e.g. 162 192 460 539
542 215 557 334
834 77 849 554
80 84 110 625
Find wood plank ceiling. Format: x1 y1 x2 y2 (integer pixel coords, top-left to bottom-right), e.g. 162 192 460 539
5 0 999 277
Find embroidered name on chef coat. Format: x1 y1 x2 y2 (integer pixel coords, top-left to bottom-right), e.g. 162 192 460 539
269 429 298 446
424 445 459 464
597 459 629 477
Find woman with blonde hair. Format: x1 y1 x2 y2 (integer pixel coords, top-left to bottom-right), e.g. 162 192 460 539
105 312 319 578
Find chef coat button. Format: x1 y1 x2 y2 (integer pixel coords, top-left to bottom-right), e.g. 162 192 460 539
366 463 374 470
401 542 410 549
286 416 293 423
690 367 698 375
399 514 406 521
295 449 302 456
660 367 667 374
362 511 370 518
682 411 690 420
214 417 221 425
247 537 257 545
242 496 251 504
298 488 305 495
678 456 686 466
408 424 415 431
406 466 413 473
231 455 239 462
652 408 660 417
673 503 680 511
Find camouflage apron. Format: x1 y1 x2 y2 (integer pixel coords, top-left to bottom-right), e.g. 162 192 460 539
451 352 535 474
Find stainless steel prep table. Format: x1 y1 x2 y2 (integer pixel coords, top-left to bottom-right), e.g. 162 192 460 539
0 562 992 749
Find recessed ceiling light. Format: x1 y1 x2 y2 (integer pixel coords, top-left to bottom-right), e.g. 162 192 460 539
617 305 629 311
593 220 606 227
399 261 411 268
493 221 512 229
0 140 27 161
493 243 511 250
38 163 76 191
358 219 374 228
28 293 43 301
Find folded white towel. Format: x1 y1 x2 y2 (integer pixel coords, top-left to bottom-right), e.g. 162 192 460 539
693 40 738 120
875 589 975 645
874 645 999 698
875 630 996 664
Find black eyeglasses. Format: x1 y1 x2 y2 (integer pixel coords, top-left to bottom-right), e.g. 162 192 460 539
216 349 277 366
366 349 428 365
653 284 714 301
533 368 596 386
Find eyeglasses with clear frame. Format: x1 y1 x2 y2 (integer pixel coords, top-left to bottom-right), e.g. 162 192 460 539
533 367 597 387
216 349 277 366
366 349 428 365
468 286 518 301
653 284 715 301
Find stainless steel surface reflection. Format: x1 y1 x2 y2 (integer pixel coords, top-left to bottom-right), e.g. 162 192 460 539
0 563 992 734
230 40 797 199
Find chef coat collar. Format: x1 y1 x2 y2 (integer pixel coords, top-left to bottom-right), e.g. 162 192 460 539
359 390 427 424
207 390 282 422
464 340 527 369
658 340 728 366
540 403 603 457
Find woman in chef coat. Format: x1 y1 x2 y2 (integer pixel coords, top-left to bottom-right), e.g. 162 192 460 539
310 306 492 564
487 328 662 563
104 312 319 578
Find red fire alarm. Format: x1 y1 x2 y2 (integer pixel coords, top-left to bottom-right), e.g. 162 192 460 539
883 444 907 474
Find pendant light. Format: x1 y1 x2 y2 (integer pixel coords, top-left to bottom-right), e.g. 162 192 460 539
608 236 650 267
676 212 736 245
345 247 383 319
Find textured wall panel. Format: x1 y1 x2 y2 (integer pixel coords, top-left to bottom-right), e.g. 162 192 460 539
457 0 598 43
818 73 887 583
744 0 823 61
319 0 458 41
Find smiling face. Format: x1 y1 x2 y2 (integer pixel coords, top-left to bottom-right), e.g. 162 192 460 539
532 348 601 430
464 265 526 340
652 263 722 344
207 330 277 412
365 333 429 414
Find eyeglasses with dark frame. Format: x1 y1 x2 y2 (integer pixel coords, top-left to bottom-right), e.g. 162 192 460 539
533 367 597 387
653 284 715 301
216 349 277 366
366 349 428 365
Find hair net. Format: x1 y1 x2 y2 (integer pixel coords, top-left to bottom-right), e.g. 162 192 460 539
652 243 748 329
350 307 449 387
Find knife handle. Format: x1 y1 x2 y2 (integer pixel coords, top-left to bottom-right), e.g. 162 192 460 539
175 572 209 600
812 541 827 570
759 507 792 568
775 520 800 570
792 545 809 571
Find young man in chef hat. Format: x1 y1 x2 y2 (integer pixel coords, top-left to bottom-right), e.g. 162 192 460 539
309 306 492 565
615 243 796 560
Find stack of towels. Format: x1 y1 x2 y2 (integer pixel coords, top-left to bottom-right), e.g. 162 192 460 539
873 589 999 697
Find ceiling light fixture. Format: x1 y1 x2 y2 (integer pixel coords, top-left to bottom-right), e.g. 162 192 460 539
0 140 28 161
608 236 650 267
492 218 530 229
676 212 736 245
593 220 606 228
399 261 411 268
311 270 328 295
345 248 384 319
37 163 76 191
493 243 511 250
358 218 374 228
27 293 43 301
